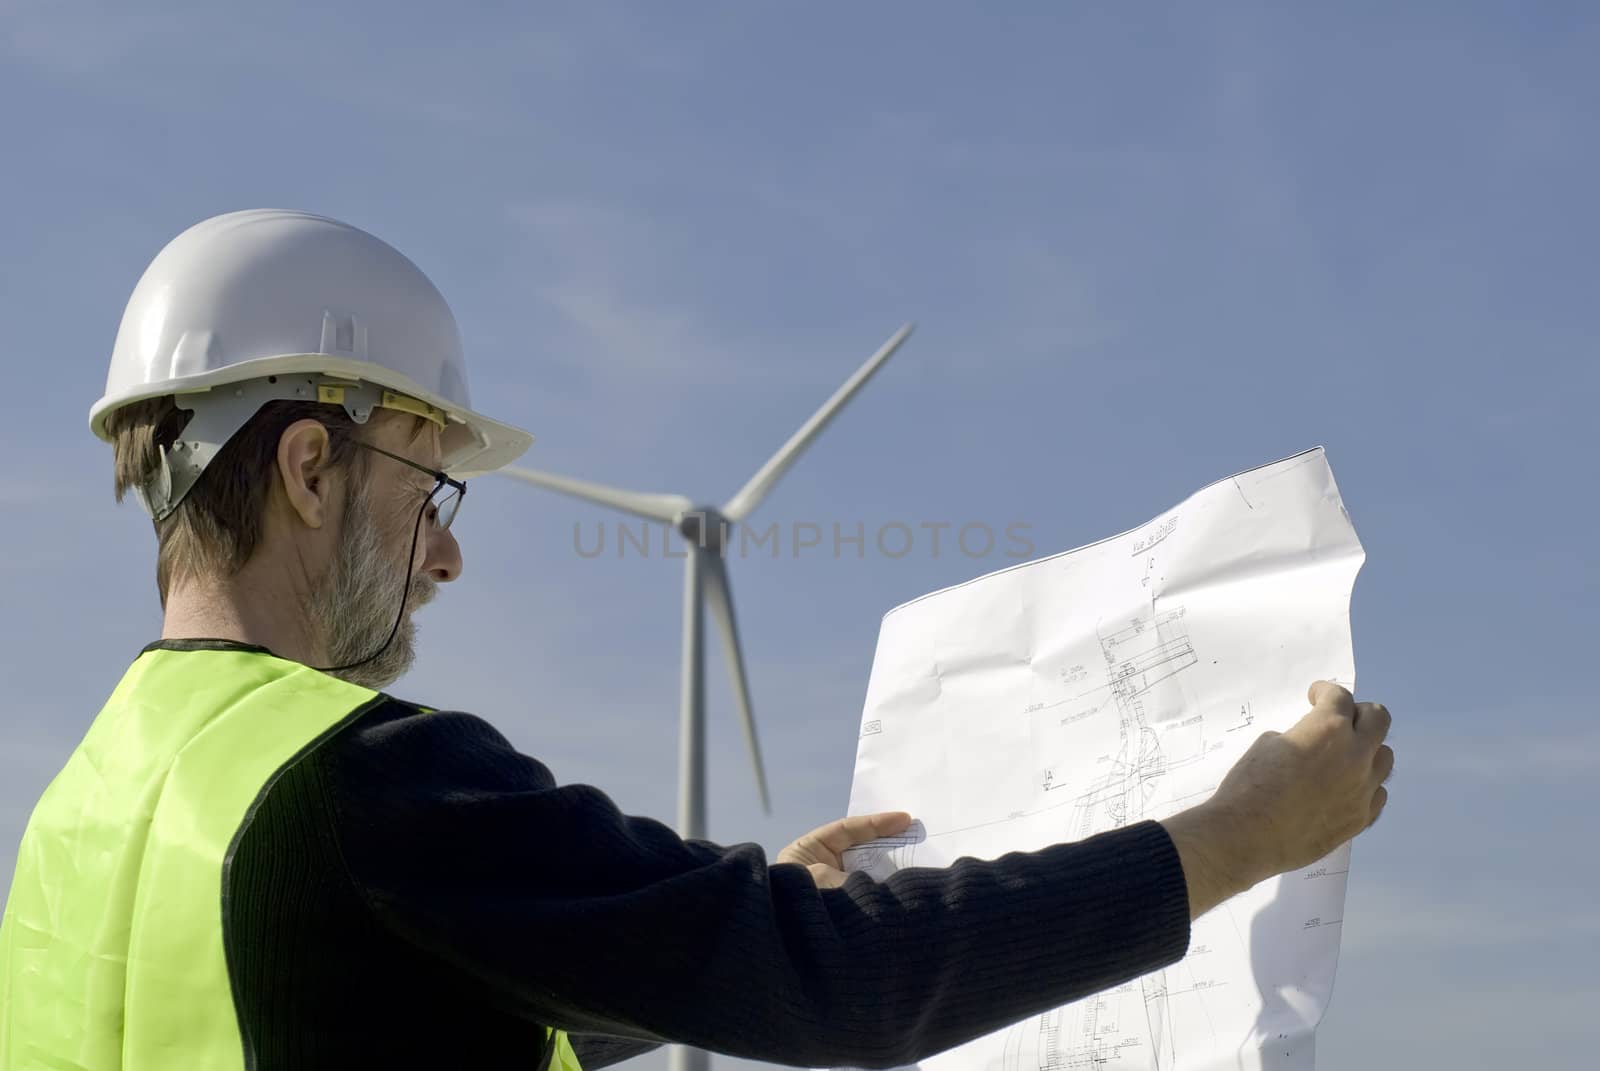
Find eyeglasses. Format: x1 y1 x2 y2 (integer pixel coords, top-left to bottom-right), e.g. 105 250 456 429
354 441 466 530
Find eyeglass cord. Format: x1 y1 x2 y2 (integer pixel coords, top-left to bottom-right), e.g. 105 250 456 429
310 495 428 677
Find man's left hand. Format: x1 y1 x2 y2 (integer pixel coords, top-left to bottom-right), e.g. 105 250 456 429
776 811 913 888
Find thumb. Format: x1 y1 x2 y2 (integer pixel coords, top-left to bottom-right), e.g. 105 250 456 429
868 811 914 837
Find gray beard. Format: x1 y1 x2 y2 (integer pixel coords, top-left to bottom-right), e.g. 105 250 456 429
311 485 436 690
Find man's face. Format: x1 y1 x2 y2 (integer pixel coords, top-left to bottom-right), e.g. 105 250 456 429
310 416 462 689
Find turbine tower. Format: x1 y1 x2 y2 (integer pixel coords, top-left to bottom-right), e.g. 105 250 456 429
497 323 913 1071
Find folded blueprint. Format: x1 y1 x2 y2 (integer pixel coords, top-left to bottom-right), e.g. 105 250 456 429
843 448 1365 1071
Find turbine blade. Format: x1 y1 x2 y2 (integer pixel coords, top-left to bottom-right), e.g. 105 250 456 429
497 466 692 525
721 323 914 523
700 547 772 814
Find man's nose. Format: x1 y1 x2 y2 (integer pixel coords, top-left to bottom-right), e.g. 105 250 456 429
422 523 463 583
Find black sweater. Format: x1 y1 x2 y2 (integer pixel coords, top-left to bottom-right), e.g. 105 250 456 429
225 693 1192 1069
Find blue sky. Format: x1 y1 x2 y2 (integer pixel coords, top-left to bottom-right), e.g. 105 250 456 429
3 2 1597 1066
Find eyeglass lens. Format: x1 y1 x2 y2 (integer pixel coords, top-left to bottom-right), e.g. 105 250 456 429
431 484 462 529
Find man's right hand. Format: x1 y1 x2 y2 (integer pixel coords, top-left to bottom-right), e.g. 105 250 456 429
1161 680 1394 919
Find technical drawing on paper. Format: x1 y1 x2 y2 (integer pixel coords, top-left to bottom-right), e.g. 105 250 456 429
1012 605 1225 1071
840 448 1366 1071
1050 609 1199 834
1048 608 1198 1070
998 985 1149 1071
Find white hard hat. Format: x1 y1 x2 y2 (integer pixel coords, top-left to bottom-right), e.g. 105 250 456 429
92 208 533 519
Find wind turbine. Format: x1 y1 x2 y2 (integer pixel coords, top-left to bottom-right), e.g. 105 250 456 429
500 322 912 830
496 323 913 1071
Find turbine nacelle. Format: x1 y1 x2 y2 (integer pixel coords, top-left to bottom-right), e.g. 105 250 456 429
676 508 731 553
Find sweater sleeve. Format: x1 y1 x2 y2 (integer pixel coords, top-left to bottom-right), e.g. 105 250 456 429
324 705 1191 1069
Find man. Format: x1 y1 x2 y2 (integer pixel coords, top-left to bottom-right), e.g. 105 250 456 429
0 210 1394 1070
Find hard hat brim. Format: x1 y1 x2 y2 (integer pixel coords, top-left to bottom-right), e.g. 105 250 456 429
89 353 534 478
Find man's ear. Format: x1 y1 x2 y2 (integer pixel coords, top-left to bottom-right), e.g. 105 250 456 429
276 419 337 529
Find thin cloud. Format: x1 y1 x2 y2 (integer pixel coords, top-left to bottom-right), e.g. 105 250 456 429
0 0 182 76
506 198 731 381
506 198 843 388
1 4 604 127
1406 726 1600 781
1343 880 1600 954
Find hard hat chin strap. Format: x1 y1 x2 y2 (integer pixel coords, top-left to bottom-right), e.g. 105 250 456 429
137 375 445 522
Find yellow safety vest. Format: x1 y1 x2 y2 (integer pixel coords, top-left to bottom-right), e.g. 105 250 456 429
0 644 582 1070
